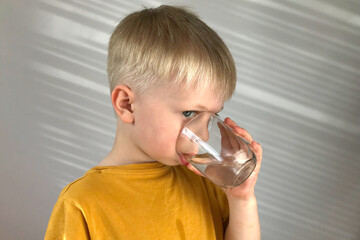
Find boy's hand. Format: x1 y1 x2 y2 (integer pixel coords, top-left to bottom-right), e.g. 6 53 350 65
222 117 263 200
186 163 205 176
185 117 262 201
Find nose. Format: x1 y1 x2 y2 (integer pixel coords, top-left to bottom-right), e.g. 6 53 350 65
176 113 213 157
188 113 211 142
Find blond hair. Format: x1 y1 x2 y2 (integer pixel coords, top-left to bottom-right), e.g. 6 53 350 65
107 5 236 100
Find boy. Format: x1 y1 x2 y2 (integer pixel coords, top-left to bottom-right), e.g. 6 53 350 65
45 5 262 240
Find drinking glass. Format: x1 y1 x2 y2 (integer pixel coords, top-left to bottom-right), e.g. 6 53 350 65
176 113 256 188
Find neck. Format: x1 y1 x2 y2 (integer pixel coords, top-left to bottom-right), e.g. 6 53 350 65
98 119 153 166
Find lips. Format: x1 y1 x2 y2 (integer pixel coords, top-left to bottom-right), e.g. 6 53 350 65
179 154 190 166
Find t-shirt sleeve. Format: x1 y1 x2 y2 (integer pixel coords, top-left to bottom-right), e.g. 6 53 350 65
44 197 90 240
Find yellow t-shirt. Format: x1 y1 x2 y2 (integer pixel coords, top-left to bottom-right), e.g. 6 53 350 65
45 162 229 239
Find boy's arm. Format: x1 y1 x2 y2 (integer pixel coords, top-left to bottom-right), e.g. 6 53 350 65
223 118 263 240
224 188 260 240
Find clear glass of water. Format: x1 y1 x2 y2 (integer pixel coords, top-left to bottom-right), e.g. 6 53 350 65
177 113 257 188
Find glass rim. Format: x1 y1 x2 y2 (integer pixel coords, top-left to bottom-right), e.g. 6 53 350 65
183 112 224 129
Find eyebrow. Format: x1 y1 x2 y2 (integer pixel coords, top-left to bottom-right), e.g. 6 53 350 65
194 104 224 112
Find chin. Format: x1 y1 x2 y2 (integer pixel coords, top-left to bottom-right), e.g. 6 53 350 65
165 161 181 166
157 157 182 166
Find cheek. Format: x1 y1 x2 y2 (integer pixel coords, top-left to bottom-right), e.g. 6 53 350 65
137 118 179 150
155 125 180 148
133 105 183 154
156 129 184 157
176 134 199 155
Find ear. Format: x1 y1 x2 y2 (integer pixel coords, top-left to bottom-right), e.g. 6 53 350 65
111 85 135 123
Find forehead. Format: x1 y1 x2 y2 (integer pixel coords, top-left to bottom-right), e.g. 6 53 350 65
159 84 225 112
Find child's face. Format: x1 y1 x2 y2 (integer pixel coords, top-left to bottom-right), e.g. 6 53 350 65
131 84 225 166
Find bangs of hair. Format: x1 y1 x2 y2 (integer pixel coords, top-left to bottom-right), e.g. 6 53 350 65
107 5 236 100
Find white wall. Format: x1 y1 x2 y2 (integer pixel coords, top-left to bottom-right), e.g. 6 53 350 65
1 0 359 239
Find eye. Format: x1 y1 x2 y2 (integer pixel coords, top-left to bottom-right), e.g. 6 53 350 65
182 111 197 118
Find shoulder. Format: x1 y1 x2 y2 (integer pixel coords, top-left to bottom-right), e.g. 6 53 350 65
57 169 104 205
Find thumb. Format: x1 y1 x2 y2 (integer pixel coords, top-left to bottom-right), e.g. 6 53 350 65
186 163 205 177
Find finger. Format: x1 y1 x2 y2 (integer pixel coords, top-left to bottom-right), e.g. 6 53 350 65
223 123 241 150
218 122 242 154
224 118 253 143
218 122 232 151
249 141 262 173
187 163 205 177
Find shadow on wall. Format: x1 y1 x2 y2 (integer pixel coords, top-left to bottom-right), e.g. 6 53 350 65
1 0 360 239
